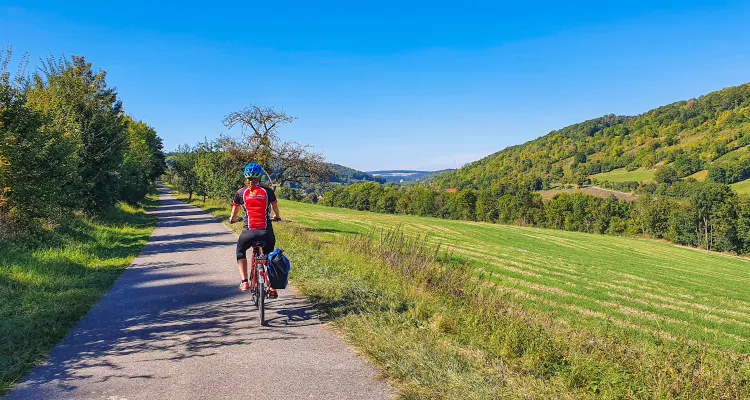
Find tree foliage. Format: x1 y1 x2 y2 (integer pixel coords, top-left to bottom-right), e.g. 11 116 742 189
0 47 165 233
315 179 750 254
654 165 678 184
27 55 128 211
433 83 750 191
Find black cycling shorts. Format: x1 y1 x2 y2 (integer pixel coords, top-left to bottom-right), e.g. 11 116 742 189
236 229 275 260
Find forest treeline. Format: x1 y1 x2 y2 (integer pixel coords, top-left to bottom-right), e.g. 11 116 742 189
312 180 750 254
435 83 750 190
0 48 165 235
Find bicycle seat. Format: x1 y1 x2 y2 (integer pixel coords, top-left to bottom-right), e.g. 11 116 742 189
250 240 266 248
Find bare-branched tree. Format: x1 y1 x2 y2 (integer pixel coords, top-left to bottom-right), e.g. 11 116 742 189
270 141 333 186
223 105 296 169
222 105 333 188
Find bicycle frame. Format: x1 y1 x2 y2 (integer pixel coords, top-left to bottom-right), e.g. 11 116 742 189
250 246 269 294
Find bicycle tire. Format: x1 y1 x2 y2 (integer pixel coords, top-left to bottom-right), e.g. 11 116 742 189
250 265 259 309
259 280 265 325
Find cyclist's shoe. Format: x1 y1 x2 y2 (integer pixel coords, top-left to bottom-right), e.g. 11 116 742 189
239 281 250 292
267 287 278 299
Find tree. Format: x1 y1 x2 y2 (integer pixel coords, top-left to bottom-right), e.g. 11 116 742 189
348 181 381 211
672 153 702 177
119 117 165 203
410 185 438 217
192 139 243 201
375 188 400 214
707 166 728 184
269 140 334 187
666 204 698 247
631 194 672 237
222 105 333 188
222 105 295 169
689 182 735 250
550 165 564 181
1 48 78 222
654 165 678 184
27 55 127 212
475 189 499 222
574 165 589 187
736 196 750 253
170 145 200 201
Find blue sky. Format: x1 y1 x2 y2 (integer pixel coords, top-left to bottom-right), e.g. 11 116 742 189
2 1 750 171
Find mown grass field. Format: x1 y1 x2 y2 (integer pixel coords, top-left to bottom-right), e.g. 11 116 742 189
0 196 158 396
281 200 750 353
591 167 656 182
732 178 750 195
686 169 709 181
537 186 637 201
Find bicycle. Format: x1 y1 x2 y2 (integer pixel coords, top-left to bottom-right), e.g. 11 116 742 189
234 217 280 326
249 241 270 325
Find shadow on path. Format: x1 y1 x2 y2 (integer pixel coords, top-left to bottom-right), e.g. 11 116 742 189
8 187 328 399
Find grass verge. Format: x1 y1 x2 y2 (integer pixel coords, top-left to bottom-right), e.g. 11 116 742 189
174 192 750 399
0 193 158 396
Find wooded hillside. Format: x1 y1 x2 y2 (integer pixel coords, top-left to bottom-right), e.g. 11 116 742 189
434 83 750 191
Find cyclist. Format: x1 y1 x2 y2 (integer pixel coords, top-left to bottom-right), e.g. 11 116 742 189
230 162 281 297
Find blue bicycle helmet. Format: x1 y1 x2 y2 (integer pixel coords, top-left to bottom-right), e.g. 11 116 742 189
243 162 265 180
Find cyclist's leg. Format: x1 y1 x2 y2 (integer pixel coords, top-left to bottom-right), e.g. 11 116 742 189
236 230 254 289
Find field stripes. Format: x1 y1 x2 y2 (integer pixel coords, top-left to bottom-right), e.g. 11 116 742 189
282 200 750 353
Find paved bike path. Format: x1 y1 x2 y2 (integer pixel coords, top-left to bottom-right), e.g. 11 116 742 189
7 187 394 400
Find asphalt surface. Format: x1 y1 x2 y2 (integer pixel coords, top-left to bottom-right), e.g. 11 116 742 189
7 187 394 400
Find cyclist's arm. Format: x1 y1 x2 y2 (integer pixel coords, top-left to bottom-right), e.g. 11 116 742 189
230 204 241 223
231 189 243 223
271 202 280 220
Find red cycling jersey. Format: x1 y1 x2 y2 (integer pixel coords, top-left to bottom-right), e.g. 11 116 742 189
232 185 277 230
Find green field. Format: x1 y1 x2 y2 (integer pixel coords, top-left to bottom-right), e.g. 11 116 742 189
732 178 750 195
686 169 709 181
591 167 656 182
281 200 750 353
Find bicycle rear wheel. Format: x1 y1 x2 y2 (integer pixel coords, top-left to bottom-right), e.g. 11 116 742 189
259 280 265 325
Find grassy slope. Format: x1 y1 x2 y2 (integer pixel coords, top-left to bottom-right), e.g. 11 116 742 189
686 169 709 181
732 178 750 194
175 192 750 399
591 167 656 183
0 196 158 395
281 200 750 353
537 186 637 201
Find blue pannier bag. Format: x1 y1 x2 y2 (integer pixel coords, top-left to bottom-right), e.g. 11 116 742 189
267 249 291 289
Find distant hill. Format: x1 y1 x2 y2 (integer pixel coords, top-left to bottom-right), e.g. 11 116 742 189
368 169 455 183
328 163 385 184
434 83 750 191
